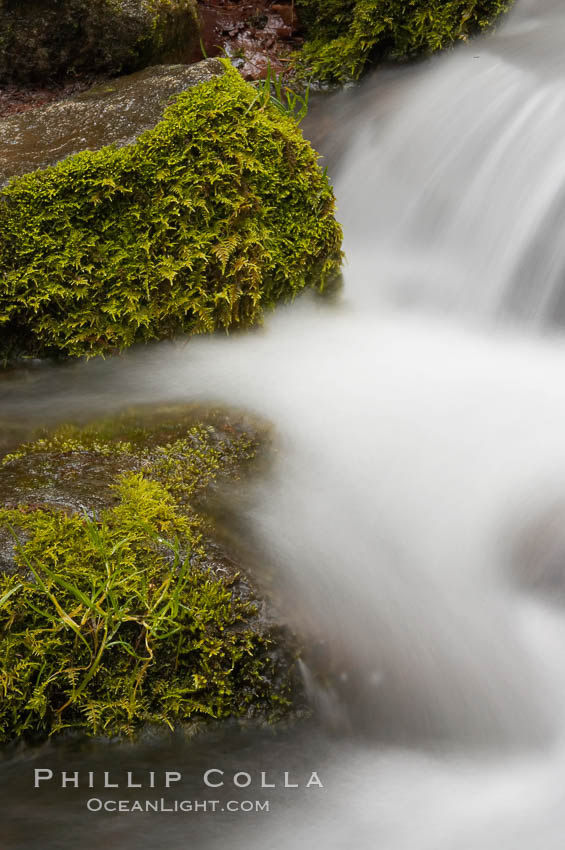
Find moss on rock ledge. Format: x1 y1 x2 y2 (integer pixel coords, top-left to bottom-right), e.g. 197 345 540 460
0 0 199 85
0 410 295 742
296 0 514 83
0 62 342 362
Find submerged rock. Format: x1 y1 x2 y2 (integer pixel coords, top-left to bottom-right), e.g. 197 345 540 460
0 61 342 361
0 0 199 85
511 500 565 603
0 408 300 742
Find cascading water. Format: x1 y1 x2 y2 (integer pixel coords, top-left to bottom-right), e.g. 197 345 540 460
5 0 565 846
326 0 565 323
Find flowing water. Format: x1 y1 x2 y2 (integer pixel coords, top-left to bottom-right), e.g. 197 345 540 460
4 0 565 846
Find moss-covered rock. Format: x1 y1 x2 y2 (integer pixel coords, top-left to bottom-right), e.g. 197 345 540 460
0 61 342 362
0 409 297 742
0 0 199 85
295 0 514 83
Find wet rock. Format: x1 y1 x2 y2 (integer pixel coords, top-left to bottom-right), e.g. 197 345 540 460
0 523 21 575
0 0 200 85
0 62 342 362
512 500 565 602
0 58 225 184
0 77 101 120
0 408 301 740
0 405 277 601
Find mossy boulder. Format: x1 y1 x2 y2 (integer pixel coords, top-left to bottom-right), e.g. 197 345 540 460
0 60 342 362
0 409 297 742
0 0 199 84
295 0 514 83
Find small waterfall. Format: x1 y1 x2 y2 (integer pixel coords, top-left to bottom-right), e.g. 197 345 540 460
328 0 565 324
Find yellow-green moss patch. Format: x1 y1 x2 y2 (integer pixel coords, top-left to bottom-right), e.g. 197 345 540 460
0 62 342 362
295 0 514 84
0 412 294 743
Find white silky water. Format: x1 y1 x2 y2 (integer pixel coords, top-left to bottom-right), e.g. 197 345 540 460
5 0 565 847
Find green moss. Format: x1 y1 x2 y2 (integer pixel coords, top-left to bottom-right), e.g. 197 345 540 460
0 414 292 743
2 415 257 504
295 0 514 84
0 0 199 84
0 62 342 362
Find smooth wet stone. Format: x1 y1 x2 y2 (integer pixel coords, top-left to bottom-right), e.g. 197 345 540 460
0 58 225 185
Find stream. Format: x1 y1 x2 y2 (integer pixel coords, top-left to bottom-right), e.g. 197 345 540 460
4 0 565 846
